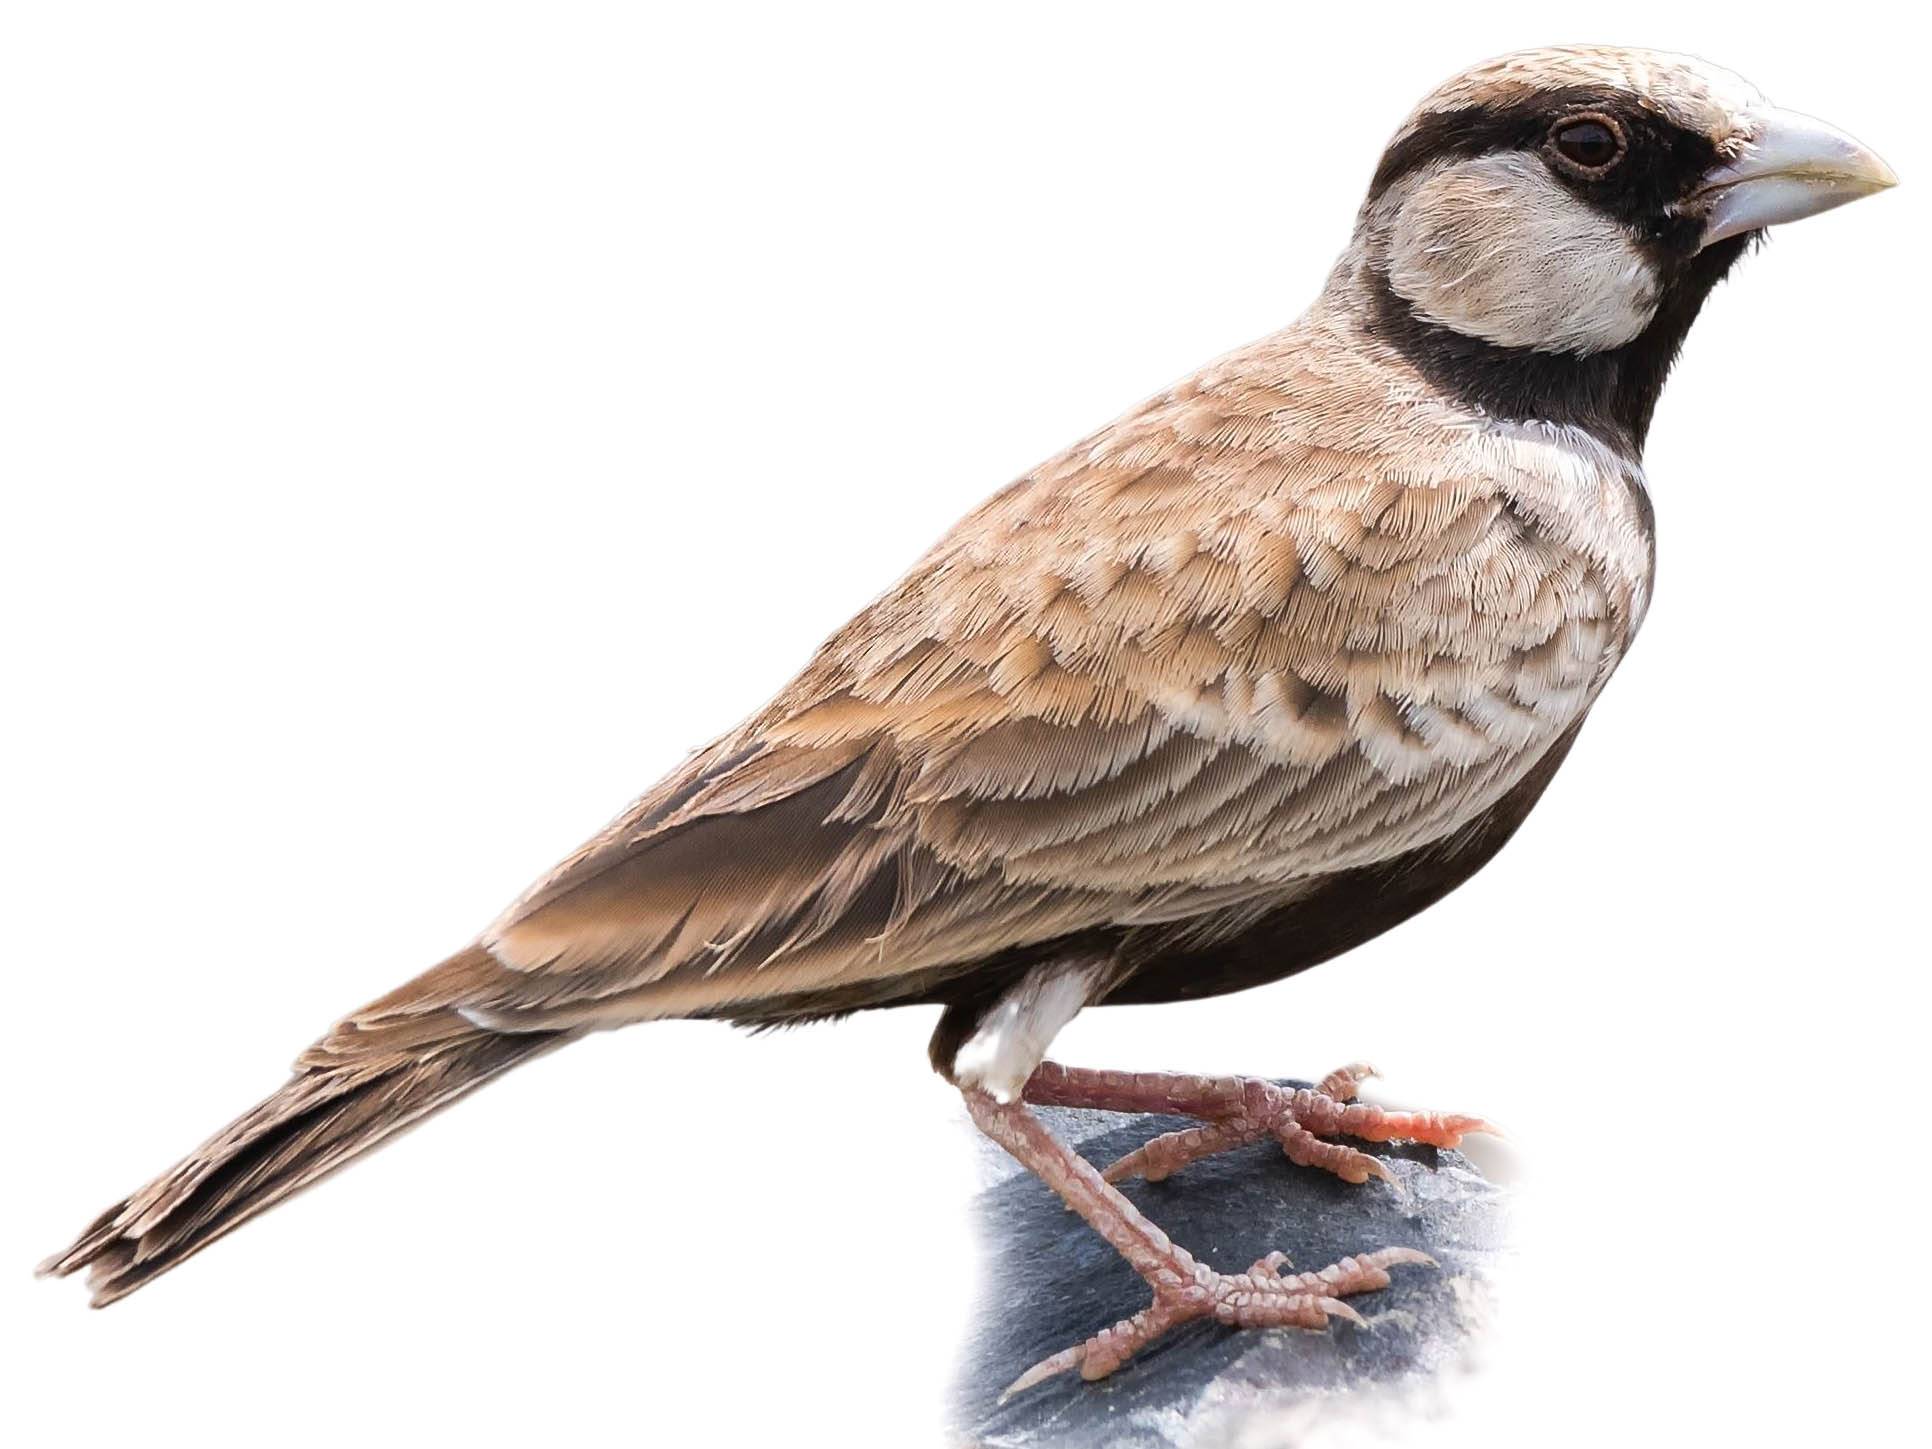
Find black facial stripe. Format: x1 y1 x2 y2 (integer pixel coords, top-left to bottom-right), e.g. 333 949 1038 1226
1369 87 1723 252
1361 234 1754 452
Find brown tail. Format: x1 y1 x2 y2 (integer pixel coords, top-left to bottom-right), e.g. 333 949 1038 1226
39 946 572 1307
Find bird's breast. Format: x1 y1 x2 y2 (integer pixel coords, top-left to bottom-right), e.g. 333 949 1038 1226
1113 408 1655 879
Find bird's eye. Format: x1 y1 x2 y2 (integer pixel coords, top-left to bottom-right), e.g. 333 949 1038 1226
1550 115 1625 173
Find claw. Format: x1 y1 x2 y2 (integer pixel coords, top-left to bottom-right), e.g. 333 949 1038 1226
998 1344 1086 1402
1276 1118 1395 1188
1249 1249 1294 1278
1317 1295 1369 1328
1440 1114 1496 1144
1334 1104 1495 1149
1318 1062 1380 1101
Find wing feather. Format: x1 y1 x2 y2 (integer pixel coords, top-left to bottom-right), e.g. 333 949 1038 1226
408 322 1651 1034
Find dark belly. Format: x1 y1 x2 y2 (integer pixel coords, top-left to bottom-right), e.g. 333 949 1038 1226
1103 720 1583 1005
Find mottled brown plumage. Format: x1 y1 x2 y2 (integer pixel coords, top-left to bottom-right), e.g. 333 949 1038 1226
44 46 1893 1354
451 304 1648 1030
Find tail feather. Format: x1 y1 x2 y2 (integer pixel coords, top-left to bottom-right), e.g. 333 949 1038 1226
40 947 570 1307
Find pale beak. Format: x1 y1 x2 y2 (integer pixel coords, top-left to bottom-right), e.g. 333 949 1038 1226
1696 105 1896 249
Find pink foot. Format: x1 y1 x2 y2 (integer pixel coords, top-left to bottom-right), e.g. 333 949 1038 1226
964 1088 1441 1397
1023 1061 1493 1187
1002 1245 1435 1398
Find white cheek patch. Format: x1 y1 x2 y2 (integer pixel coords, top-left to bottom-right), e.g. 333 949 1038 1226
953 959 1104 1104
1387 153 1662 355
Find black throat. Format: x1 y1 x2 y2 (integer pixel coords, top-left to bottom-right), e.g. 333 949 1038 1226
1356 233 1751 455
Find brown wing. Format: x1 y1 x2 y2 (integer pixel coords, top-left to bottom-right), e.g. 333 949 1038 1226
390 323 1645 1034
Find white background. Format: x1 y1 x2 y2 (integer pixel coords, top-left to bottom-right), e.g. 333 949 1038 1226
4 4 1926 1445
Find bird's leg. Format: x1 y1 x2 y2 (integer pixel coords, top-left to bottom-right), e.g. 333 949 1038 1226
964 1088 1432 1398
1022 1061 1492 1186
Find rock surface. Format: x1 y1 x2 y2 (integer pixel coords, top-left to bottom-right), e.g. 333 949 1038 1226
952 1085 1506 1448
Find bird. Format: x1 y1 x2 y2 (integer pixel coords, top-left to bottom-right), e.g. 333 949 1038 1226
42 45 1894 1396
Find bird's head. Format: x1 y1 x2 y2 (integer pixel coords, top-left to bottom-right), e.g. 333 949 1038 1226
1338 46 1896 446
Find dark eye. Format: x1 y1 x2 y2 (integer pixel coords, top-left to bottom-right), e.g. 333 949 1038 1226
1550 116 1624 173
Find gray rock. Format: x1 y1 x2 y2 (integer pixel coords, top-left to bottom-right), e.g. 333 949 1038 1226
952 1084 1506 1448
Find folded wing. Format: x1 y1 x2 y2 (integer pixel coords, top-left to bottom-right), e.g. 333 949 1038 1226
341 337 1633 1041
